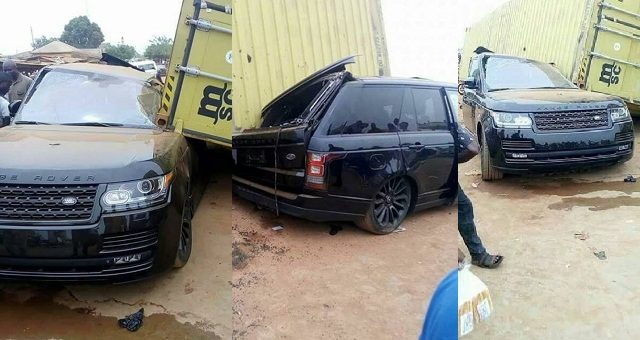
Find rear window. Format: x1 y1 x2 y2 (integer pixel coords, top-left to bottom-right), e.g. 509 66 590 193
326 86 404 135
411 88 448 131
399 88 449 131
260 79 326 127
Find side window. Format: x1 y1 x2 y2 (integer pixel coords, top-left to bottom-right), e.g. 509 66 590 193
468 56 480 79
412 88 448 131
399 89 416 132
328 86 404 135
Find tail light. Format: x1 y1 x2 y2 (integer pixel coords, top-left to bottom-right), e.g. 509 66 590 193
305 152 341 190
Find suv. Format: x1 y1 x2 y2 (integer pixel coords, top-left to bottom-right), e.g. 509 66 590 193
0 63 193 282
130 59 158 77
461 53 634 180
233 57 458 234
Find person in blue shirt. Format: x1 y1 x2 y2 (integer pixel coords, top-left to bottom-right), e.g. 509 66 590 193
420 269 457 340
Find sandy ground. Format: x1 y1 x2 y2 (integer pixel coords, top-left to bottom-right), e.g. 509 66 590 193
460 122 640 338
232 194 457 339
0 157 232 339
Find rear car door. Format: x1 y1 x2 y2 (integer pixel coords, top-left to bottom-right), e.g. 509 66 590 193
398 87 455 207
309 84 404 200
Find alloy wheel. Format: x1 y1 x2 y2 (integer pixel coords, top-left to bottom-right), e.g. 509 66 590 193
373 177 411 227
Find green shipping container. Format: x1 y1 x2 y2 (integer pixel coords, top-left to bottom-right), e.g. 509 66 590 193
460 0 640 114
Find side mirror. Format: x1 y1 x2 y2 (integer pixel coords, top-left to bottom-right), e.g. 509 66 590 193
9 100 21 115
463 77 478 89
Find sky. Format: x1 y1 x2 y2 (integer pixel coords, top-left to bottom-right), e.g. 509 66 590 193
382 0 510 83
0 0 509 82
0 0 183 55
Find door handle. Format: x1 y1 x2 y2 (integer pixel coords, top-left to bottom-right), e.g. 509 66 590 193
408 144 425 150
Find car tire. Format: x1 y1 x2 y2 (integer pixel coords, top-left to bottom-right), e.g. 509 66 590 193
480 131 503 181
174 184 194 268
357 177 412 235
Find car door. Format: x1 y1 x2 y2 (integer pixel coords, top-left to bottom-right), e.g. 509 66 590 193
398 86 455 208
309 83 404 200
462 55 481 130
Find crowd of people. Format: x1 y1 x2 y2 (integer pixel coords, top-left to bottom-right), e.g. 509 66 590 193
0 59 33 127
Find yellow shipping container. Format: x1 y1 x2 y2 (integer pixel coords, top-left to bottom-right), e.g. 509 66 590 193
460 0 640 113
160 0 233 148
232 0 390 130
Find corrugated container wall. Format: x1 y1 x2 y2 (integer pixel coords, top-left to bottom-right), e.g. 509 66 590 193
460 0 640 112
233 0 390 130
459 0 589 79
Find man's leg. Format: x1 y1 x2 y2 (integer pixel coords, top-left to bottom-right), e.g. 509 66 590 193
458 184 486 260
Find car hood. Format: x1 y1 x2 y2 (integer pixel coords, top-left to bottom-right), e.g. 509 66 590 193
0 125 186 184
482 88 625 112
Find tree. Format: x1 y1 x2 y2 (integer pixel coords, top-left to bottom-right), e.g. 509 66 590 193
60 16 104 49
103 43 138 61
144 36 173 63
32 36 57 49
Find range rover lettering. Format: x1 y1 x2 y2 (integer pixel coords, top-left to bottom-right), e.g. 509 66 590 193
0 63 193 281
461 53 634 180
233 57 458 234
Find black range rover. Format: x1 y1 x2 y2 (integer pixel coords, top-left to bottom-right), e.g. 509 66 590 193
461 53 634 180
0 63 193 282
233 57 458 234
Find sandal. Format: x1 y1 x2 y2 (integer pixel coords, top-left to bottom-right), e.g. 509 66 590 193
472 253 503 269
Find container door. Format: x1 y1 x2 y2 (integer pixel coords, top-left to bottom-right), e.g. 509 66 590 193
585 0 640 111
161 0 233 147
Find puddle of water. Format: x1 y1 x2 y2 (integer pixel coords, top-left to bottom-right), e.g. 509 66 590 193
549 196 640 211
476 179 640 199
0 286 219 340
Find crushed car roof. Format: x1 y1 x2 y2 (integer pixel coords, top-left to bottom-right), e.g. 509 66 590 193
357 77 456 88
45 63 151 81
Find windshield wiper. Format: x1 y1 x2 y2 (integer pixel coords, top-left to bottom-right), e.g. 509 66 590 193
14 121 51 125
61 122 124 127
487 88 512 92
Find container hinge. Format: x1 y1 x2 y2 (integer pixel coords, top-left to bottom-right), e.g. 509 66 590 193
589 52 640 69
176 64 232 83
600 2 640 20
594 24 640 42
185 18 232 34
198 1 232 14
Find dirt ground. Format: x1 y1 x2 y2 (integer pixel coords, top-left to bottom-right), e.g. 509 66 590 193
461 122 640 338
0 157 232 339
232 195 457 339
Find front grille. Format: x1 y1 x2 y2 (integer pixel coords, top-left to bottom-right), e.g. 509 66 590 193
100 229 159 254
0 184 98 222
533 109 609 131
0 257 154 281
615 131 634 142
502 139 534 150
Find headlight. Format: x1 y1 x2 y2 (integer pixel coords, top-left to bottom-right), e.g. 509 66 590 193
490 111 532 128
101 172 173 212
610 107 630 122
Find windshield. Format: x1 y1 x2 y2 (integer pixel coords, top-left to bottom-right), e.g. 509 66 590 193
16 68 160 128
445 89 459 122
483 57 575 91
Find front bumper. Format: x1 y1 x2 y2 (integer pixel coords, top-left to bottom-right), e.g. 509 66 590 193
233 176 369 223
486 121 634 173
0 198 183 283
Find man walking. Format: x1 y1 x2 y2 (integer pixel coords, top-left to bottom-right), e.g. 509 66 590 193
3 59 32 102
457 123 503 268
